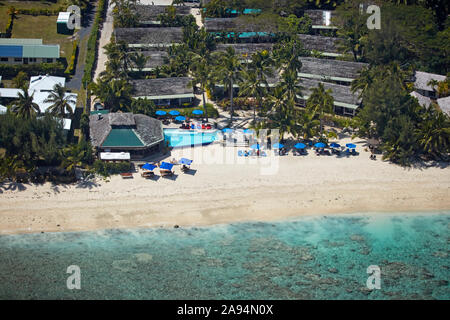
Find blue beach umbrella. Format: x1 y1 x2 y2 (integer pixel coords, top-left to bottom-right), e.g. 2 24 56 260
330 142 341 148
222 128 233 133
155 110 166 116
179 158 193 166
142 163 157 171
346 143 357 149
294 143 306 149
250 143 260 150
160 162 174 170
273 143 284 149
169 110 180 116
243 129 254 134
175 115 186 121
192 109 203 115
314 142 326 148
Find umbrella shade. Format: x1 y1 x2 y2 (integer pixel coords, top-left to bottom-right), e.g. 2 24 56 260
175 116 186 121
273 143 284 149
330 142 341 148
250 144 260 150
243 129 254 134
179 158 193 165
294 143 306 149
169 110 180 116
346 143 356 149
160 162 174 170
142 163 157 171
222 128 233 133
155 110 167 116
192 109 203 115
314 142 326 148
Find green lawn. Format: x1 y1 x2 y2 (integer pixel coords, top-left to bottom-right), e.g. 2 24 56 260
0 1 63 30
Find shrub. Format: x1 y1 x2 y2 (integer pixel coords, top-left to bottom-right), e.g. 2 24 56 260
82 0 107 88
0 62 66 78
218 98 256 111
92 160 131 177
65 40 78 75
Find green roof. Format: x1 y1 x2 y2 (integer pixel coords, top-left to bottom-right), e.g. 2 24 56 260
102 129 144 147
0 38 43 45
22 44 60 59
90 110 110 115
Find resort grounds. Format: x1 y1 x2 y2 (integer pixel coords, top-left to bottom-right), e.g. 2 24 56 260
1 135 449 235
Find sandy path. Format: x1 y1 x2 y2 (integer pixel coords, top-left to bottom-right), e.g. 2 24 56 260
1 138 449 235
93 0 114 83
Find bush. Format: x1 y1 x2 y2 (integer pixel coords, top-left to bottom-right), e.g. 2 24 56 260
204 103 219 118
16 8 63 16
217 98 256 111
82 0 107 88
0 62 66 78
92 160 131 177
65 40 78 75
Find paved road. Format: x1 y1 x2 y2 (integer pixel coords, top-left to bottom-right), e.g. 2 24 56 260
66 3 98 91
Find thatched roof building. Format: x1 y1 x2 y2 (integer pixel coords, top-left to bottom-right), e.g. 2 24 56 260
304 10 336 29
215 43 273 59
131 77 193 99
410 91 432 108
437 96 450 116
129 51 168 71
114 28 183 47
413 71 446 98
298 78 361 115
204 17 270 33
135 5 191 25
89 113 164 157
299 57 368 83
297 34 341 57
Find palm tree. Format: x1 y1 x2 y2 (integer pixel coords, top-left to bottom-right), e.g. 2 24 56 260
351 67 375 99
11 89 40 119
415 106 450 159
89 78 132 111
278 69 303 103
188 53 212 122
213 47 242 124
60 144 85 175
44 84 77 117
306 83 334 138
130 52 149 73
298 108 320 140
239 67 266 124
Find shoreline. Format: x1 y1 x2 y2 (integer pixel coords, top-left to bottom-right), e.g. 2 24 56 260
1 140 449 236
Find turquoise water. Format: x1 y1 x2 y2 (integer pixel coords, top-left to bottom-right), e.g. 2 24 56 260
0 212 448 299
164 128 218 148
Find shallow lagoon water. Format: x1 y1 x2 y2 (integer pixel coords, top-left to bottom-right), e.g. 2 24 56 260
0 212 448 299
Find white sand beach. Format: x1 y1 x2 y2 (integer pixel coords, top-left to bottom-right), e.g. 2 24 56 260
1 137 449 235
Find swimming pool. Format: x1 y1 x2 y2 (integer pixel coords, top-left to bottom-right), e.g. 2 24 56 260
164 129 219 147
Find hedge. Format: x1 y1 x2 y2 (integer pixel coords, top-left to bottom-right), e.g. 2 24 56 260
65 40 78 75
16 8 64 16
0 62 66 78
82 0 107 88
92 160 130 177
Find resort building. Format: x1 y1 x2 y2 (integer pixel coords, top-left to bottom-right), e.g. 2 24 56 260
204 18 274 41
89 112 165 160
413 71 446 99
298 57 368 85
304 10 337 31
297 78 362 117
410 91 432 108
130 77 194 107
114 27 184 48
297 34 342 58
437 96 450 116
135 5 191 26
215 43 273 61
0 39 60 64
128 51 169 72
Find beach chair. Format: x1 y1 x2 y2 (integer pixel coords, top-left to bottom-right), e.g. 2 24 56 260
201 124 206 130
181 165 189 173
160 169 174 177
120 173 133 179
206 124 212 130
351 149 358 156
191 124 195 129
141 171 155 178
261 151 267 157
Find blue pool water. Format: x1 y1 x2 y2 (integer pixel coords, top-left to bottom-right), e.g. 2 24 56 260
164 128 219 148
0 212 448 299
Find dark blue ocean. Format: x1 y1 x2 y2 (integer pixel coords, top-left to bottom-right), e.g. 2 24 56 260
0 212 448 299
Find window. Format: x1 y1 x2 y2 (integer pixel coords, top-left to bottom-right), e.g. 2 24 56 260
46 58 53 63
29 58 37 62
14 58 22 62
0 57 8 62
